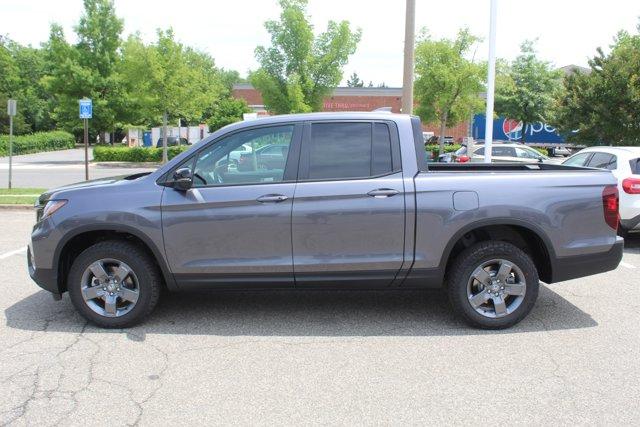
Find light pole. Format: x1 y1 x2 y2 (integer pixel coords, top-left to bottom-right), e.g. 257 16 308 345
401 0 416 115
7 99 16 189
484 0 498 163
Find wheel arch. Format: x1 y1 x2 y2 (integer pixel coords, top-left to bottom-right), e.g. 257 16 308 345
54 224 176 294
440 218 556 284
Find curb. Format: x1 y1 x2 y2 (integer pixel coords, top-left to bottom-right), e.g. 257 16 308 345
93 162 161 168
0 204 33 211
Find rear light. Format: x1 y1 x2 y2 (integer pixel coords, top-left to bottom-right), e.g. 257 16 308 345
457 155 470 163
602 185 619 230
622 177 640 194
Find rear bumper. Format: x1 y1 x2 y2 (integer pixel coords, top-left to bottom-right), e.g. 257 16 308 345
550 238 624 283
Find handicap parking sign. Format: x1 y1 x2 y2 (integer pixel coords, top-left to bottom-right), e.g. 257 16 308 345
79 99 92 119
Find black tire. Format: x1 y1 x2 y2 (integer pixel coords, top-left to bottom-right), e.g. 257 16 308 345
617 226 630 240
67 240 162 328
447 241 539 329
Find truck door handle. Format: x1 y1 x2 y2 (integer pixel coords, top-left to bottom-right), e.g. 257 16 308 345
257 194 289 203
367 188 399 198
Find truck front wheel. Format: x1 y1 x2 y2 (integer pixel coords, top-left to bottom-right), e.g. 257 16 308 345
447 241 539 329
67 240 162 328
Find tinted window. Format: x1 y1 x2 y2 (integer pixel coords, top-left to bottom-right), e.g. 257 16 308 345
372 123 393 175
630 158 640 174
515 147 543 159
307 122 394 180
492 147 516 157
474 146 516 157
587 152 617 170
191 125 293 187
563 152 591 167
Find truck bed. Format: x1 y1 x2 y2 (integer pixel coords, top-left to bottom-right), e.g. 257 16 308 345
426 163 595 172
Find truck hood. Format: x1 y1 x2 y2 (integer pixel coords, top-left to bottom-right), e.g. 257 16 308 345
37 172 152 205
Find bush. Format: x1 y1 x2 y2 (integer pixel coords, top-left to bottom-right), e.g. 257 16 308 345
93 145 190 162
0 131 75 156
425 144 461 157
533 147 549 156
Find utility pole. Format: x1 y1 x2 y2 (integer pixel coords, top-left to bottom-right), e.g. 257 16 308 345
484 0 498 163
401 0 416 115
7 99 16 189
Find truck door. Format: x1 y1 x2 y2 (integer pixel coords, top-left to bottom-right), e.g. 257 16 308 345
291 120 406 287
161 123 302 289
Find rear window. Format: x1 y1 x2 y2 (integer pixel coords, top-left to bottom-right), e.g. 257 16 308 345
630 158 640 174
563 152 591 167
587 152 617 170
307 122 395 180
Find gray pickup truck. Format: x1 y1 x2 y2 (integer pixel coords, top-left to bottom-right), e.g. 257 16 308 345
28 112 623 329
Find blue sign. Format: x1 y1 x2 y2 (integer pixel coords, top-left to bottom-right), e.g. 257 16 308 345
472 114 565 144
79 99 92 119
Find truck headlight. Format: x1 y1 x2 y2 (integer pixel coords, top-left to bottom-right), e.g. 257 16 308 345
41 200 68 220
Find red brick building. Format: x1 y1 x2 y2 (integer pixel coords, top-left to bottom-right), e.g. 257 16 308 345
232 83 470 141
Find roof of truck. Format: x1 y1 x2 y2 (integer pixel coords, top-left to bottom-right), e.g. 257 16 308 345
222 111 409 128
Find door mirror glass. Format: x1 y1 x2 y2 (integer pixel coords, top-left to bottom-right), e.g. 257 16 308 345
172 167 193 191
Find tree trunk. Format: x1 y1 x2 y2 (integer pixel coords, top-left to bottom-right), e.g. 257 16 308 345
162 111 168 164
439 111 448 155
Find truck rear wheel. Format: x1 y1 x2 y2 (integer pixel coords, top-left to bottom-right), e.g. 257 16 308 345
67 240 161 328
447 241 539 329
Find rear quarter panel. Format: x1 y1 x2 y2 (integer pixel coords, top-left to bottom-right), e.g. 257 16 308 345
412 169 618 271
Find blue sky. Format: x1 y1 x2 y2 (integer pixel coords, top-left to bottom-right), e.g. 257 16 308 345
2 0 639 86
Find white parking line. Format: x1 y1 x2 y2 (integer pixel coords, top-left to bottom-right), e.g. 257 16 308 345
0 247 27 260
620 261 637 269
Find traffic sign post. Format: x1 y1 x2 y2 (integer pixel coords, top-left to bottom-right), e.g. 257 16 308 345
7 99 17 189
79 99 92 180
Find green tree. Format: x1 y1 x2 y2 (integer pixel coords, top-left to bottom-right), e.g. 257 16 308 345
219 69 245 94
554 26 640 145
414 28 486 152
43 0 124 140
250 0 361 114
120 30 224 161
207 98 251 132
346 72 364 87
495 40 562 143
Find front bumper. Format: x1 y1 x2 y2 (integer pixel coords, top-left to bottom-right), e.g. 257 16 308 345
27 245 59 295
550 237 624 283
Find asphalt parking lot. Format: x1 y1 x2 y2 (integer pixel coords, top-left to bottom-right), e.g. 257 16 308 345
1 210 639 426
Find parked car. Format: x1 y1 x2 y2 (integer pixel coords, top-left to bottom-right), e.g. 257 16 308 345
227 143 253 164
548 146 572 157
238 143 289 171
463 143 556 164
29 112 622 330
155 136 189 148
563 146 640 237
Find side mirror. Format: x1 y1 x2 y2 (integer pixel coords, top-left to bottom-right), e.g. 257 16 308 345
172 167 193 191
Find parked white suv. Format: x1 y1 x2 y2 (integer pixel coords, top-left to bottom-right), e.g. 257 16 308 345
563 147 640 236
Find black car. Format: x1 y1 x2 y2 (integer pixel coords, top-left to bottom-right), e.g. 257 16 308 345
155 137 189 148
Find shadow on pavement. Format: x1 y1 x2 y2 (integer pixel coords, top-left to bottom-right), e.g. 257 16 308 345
5 284 596 339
